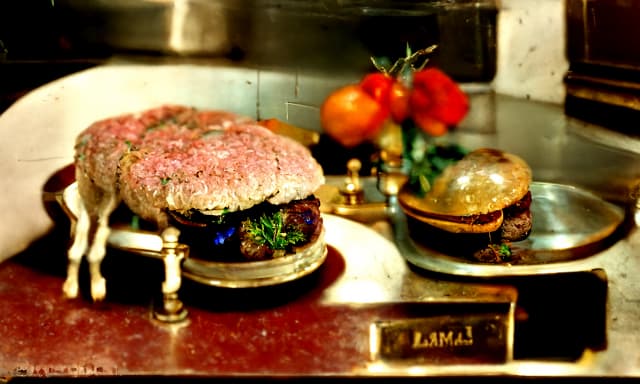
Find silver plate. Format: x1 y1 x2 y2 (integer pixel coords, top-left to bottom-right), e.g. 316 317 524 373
395 182 627 277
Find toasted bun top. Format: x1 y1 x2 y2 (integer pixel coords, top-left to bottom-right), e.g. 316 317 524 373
118 121 325 220
399 148 532 218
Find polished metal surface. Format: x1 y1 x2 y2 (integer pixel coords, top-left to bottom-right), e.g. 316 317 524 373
525 182 625 252
51 0 498 80
56 0 234 56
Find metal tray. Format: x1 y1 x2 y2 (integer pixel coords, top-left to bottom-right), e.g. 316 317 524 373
393 182 627 277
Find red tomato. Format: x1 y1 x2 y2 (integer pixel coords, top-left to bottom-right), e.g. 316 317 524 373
388 81 410 123
360 73 393 106
320 84 387 147
410 68 469 127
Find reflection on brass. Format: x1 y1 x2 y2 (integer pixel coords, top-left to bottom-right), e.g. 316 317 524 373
327 202 392 224
340 158 365 205
370 302 515 365
377 169 409 197
317 157 411 224
318 162 396 224
377 121 405 169
258 118 320 147
154 292 189 323
154 227 189 323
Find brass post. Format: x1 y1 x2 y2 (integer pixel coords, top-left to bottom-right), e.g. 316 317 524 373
154 227 189 323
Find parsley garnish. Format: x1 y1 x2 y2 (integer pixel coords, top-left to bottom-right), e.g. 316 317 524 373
160 177 171 185
489 242 513 261
245 211 305 250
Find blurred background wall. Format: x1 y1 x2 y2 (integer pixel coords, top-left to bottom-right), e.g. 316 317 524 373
493 0 567 104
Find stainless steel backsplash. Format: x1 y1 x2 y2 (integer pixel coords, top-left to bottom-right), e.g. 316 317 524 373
0 0 498 82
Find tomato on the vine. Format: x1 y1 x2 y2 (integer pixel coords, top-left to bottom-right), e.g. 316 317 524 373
388 81 410 123
320 84 387 148
360 73 393 107
320 65 469 145
409 68 469 129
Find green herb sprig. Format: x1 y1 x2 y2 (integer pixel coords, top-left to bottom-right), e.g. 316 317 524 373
245 211 305 250
489 242 513 261
405 122 468 196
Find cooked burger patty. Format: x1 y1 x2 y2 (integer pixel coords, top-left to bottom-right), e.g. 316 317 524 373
500 190 532 241
169 195 323 261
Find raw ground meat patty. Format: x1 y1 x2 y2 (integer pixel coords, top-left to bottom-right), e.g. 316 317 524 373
118 122 325 225
75 105 251 192
73 105 325 261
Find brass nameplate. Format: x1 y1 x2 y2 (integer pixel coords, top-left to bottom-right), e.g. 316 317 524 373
371 309 513 365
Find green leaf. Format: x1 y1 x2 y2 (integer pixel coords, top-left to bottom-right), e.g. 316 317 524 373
407 140 468 196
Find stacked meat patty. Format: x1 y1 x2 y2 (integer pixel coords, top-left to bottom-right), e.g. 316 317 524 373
74 105 325 261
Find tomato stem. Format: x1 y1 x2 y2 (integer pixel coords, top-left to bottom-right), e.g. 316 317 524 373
370 44 438 79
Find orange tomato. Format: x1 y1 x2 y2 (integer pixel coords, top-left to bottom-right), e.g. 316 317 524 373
320 84 387 148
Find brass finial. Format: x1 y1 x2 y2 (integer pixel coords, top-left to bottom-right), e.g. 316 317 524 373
341 158 365 205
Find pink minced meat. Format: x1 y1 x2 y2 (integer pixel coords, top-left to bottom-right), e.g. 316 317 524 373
74 105 325 227
75 105 254 192
118 123 325 225
76 105 192 188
